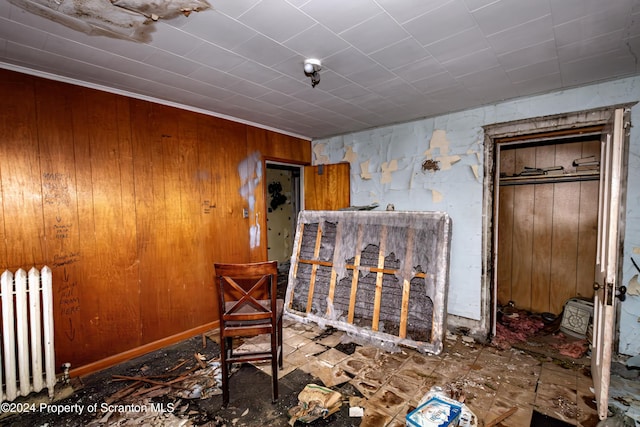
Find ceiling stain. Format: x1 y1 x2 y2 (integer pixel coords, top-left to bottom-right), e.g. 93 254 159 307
10 0 211 42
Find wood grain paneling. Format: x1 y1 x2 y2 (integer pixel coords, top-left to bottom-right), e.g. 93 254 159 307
497 139 599 314
0 69 311 373
304 163 351 210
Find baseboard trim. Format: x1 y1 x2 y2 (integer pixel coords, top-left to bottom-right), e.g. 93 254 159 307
69 321 219 378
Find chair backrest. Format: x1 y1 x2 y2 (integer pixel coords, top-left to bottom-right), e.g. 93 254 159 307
214 261 278 329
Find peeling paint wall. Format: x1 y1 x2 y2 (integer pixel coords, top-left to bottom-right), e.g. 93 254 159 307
312 75 640 356
238 151 262 249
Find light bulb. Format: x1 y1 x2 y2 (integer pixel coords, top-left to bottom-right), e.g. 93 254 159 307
304 62 314 74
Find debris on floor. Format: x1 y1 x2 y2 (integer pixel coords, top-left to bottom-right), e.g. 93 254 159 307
492 304 591 363
553 335 589 359
492 306 546 350
288 383 342 425
406 387 463 427
2 319 613 427
106 353 223 402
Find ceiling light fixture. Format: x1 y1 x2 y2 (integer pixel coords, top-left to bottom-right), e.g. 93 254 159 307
303 58 321 88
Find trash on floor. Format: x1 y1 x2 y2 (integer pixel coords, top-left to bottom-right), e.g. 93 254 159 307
348 396 366 417
492 307 546 350
108 354 225 402
406 386 478 427
287 384 343 425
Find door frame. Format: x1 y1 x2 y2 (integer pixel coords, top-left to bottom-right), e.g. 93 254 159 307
482 105 633 338
265 161 303 263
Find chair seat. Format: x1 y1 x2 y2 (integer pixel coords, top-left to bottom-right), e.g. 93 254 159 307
224 299 284 327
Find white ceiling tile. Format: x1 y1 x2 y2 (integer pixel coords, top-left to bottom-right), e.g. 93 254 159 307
392 56 447 83
213 0 262 19
487 15 554 55
506 58 560 84
266 74 311 95
180 10 257 49
68 31 154 62
282 23 350 59
227 60 283 84
301 0 381 33
376 0 444 25
370 38 430 69
234 34 297 67
42 35 117 69
512 72 562 97
411 72 459 94
187 66 245 88
225 79 273 97
553 4 632 47
368 77 420 101
346 64 396 87
463 0 500 13
370 37 429 70
324 47 377 76
458 66 519 98
472 0 551 36
557 29 625 63
149 23 203 56
238 0 316 43
4 41 110 83
559 48 638 86
339 12 408 54
0 16 47 49
442 48 500 78
403 0 477 46
0 0 11 18
497 39 557 71
425 26 491 64
327 83 371 100
185 42 246 71
549 0 633 26
179 82 235 101
144 51 202 76
273 97 317 113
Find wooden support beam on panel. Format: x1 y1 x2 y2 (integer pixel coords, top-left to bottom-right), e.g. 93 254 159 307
347 225 364 324
326 222 342 317
399 227 415 339
305 225 324 313
292 224 305 279
371 226 388 332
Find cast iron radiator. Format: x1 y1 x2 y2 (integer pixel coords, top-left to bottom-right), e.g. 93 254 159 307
284 210 452 354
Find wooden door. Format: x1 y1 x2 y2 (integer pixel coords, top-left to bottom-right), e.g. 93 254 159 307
592 108 628 420
496 139 600 314
303 163 350 210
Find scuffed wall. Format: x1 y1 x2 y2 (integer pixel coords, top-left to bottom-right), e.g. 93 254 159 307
312 75 640 355
238 151 262 249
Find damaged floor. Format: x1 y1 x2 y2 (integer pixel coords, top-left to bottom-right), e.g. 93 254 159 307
2 317 627 427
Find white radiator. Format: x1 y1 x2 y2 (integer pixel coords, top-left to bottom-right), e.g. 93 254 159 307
0 266 56 402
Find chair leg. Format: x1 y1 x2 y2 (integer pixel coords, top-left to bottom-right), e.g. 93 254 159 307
278 317 284 369
220 334 230 407
271 331 279 403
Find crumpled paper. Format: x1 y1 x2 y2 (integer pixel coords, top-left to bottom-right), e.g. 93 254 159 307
288 384 342 425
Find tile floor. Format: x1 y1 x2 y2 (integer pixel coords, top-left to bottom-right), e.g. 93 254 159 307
240 318 600 426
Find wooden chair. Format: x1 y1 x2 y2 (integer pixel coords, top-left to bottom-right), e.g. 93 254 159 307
214 261 284 407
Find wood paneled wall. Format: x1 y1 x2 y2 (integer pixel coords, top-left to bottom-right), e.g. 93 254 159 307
0 69 310 374
497 139 599 314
